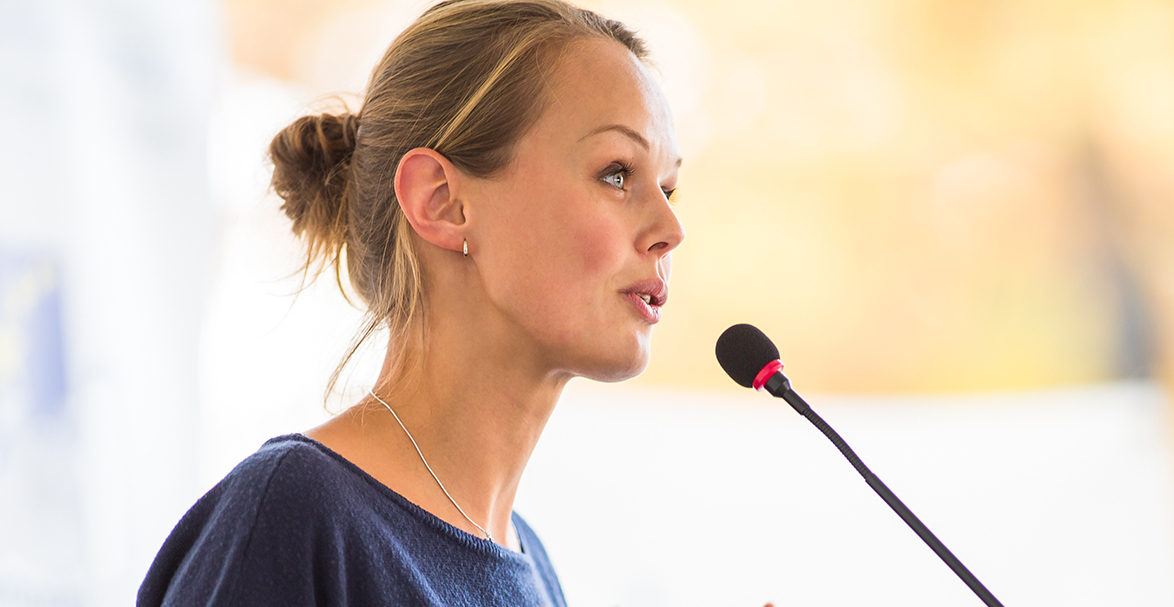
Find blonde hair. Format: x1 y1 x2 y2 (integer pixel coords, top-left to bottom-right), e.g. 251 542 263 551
268 0 649 398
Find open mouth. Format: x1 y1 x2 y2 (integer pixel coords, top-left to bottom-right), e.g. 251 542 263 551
621 278 668 323
625 291 663 324
630 291 666 307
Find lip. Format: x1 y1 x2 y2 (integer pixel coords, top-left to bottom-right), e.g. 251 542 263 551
621 278 668 324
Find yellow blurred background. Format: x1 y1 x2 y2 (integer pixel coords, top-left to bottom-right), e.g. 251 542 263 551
223 0 1174 393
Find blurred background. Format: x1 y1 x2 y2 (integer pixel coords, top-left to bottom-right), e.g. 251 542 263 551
2 0 1173 605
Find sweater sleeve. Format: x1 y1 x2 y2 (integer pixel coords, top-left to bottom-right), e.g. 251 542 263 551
138 446 331 607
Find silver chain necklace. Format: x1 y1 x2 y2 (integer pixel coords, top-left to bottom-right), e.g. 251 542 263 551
368 389 493 542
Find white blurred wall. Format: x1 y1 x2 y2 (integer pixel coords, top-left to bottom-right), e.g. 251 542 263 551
519 380 1174 606
0 1 220 605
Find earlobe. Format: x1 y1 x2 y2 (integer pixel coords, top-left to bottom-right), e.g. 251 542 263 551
394 148 467 254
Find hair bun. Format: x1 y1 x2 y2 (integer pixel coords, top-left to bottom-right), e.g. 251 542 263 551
269 112 360 259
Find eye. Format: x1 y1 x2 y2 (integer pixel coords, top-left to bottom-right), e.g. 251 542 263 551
600 161 634 192
663 188 678 203
602 168 627 190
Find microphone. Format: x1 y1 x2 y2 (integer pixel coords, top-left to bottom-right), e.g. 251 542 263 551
716 323 1004 607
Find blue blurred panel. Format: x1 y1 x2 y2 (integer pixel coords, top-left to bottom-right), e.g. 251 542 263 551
0 247 82 606
0 248 66 419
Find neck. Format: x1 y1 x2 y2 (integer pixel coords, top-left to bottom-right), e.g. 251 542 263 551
310 303 571 547
377 334 568 542
307 242 581 547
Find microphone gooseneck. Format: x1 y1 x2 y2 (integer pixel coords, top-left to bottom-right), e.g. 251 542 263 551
716 324 1004 607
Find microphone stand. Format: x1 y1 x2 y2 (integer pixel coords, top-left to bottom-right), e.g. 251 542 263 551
763 372 1004 607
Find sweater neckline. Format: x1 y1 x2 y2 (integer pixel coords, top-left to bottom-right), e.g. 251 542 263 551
266 433 533 562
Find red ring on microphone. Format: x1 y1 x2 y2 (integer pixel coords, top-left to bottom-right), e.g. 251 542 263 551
752 360 784 391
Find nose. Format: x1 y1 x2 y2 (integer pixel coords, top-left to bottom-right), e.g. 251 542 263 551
640 191 685 256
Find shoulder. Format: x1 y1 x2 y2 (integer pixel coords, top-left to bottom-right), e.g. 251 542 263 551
229 434 357 515
188 434 348 533
232 433 345 489
137 435 361 607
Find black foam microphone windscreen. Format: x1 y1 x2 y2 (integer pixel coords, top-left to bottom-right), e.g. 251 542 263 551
715 323 780 388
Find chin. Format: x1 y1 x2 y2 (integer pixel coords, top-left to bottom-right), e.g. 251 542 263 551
581 346 650 383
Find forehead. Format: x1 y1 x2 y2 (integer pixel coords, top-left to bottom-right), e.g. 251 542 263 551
525 36 678 156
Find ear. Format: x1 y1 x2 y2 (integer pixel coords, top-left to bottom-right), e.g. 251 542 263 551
394 148 467 254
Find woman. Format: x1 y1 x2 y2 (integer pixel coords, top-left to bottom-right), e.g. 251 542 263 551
138 0 683 604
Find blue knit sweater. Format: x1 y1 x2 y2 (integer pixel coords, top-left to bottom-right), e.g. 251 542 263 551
138 434 567 607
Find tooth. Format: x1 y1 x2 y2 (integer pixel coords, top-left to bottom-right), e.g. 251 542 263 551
640 294 652 304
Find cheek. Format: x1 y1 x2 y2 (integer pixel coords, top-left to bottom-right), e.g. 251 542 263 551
537 212 630 348
493 180 624 283
480 192 630 335
523 208 626 331
563 211 627 281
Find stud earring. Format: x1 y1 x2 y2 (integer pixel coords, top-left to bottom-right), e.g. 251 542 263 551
463 239 468 257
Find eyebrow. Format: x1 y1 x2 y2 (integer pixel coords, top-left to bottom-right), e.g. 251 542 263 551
581 124 684 168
